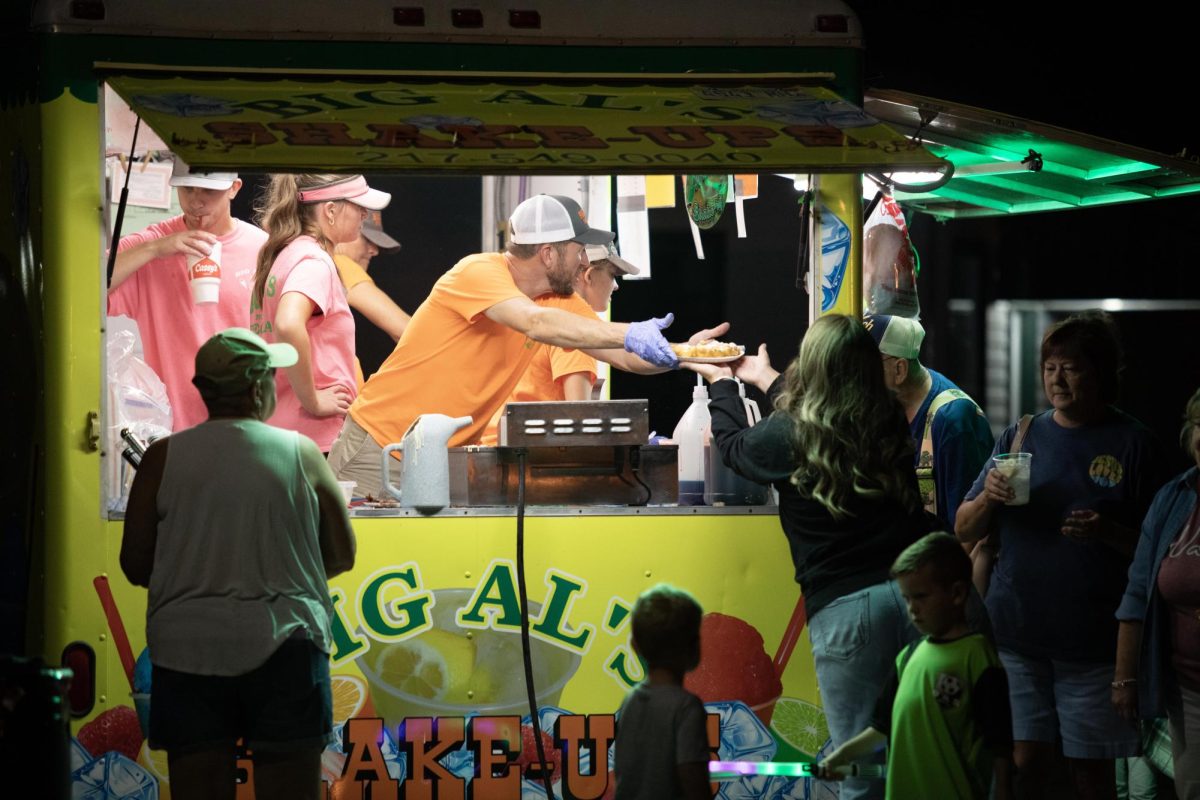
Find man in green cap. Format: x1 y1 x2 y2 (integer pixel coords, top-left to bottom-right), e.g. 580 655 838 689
121 327 355 800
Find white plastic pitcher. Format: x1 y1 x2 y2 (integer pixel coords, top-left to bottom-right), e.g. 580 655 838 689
381 413 472 513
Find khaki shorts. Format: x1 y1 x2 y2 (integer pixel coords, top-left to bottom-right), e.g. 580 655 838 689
327 415 389 499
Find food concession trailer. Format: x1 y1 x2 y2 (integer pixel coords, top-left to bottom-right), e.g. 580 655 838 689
7 1 1200 798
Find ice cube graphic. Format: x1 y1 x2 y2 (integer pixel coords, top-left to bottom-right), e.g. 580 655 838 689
380 727 408 781
325 722 406 782
439 745 476 782
803 737 840 800
70 737 92 773
71 752 158 800
532 705 599 775
708 700 777 762
718 772 836 800
728 739 839 800
719 773 790 800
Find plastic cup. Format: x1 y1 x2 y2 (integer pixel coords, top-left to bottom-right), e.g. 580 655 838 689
337 480 357 506
189 277 219 304
356 587 582 729
187 241 222 305
994 452 1032 505
131 692 151 738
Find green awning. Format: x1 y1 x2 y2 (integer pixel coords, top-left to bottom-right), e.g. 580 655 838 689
864 89 1200 219
104 67 947 175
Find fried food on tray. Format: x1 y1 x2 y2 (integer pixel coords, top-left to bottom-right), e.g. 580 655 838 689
670 340 743 359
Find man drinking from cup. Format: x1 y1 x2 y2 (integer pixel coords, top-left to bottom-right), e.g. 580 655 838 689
108 158 266 430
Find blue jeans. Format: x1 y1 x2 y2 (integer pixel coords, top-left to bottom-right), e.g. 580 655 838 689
808 580 919 800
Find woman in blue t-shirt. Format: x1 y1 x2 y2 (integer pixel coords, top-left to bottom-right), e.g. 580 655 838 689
957 311 1166 800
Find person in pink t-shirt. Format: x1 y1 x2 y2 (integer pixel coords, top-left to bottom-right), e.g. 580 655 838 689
250 174 391 451
108 160 266 431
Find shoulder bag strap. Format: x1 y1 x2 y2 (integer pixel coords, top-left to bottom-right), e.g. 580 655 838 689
1010 413 1034 454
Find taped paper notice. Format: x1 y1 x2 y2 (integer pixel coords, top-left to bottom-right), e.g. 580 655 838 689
645 175 676 208
732 175 758 239
109 160 174 209
616 175 652 279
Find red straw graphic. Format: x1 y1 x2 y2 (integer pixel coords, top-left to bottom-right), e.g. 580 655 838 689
94 576 136 691
772 593 807 678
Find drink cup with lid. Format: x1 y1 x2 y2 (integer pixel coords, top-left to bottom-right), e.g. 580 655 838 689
187 241 222 304
169 159 239 305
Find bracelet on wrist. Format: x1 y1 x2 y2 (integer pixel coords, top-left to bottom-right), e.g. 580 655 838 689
1111 678 1137 689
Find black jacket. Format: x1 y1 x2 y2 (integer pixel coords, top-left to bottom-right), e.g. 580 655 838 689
708 377 935 619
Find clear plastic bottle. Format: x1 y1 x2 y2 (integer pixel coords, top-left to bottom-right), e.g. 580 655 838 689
672 377 710 505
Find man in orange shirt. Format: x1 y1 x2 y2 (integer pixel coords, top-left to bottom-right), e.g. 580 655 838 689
480 243 640 444
327 194 696 498
333 211 411 344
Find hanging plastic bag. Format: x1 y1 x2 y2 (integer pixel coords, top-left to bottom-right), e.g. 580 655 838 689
862 194 920 318
106 322 172 511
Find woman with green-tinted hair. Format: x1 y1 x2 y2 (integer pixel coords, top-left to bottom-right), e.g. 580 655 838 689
685 313 932 800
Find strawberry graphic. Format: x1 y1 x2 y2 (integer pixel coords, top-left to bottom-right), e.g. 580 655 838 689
77 705 144 762
516 724 561 782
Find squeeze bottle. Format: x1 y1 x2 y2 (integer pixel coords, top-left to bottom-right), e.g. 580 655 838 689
672 375 710 505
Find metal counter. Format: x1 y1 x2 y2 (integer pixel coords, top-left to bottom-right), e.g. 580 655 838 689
350 504 778 518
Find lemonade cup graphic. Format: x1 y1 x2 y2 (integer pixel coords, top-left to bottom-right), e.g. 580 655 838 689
356 588 583 728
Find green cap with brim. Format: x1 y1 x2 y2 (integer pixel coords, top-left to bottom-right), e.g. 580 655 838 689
192 327 298 397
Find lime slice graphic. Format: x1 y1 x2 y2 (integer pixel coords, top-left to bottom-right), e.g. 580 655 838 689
769 697 830 761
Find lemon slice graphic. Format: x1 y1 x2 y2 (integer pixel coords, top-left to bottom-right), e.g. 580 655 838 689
375 629 476 701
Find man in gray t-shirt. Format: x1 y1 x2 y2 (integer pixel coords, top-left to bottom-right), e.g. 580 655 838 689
122 328 356 800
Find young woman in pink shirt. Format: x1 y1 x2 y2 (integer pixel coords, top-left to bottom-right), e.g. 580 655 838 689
251 174 390 451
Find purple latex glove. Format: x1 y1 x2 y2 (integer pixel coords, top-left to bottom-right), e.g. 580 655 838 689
624 313 679 368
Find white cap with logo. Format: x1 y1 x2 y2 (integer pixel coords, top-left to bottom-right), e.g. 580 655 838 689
170 158 238 191
509 194 615 246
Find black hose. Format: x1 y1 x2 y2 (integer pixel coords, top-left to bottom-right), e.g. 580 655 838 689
863 187 885 221
628 447 652 506
515 449 554 799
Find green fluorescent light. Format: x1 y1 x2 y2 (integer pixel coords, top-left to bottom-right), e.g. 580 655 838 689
1084 161 1161 181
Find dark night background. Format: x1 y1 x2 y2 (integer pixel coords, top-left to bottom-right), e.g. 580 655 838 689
225 5 1200 470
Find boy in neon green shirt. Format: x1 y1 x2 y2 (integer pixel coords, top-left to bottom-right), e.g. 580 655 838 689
821 532 1014 799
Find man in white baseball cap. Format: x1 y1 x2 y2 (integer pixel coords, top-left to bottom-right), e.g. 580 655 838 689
864 313 994 529
168 159 238 191
478 242 644 444
108 157 266 431
328 193 726 497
